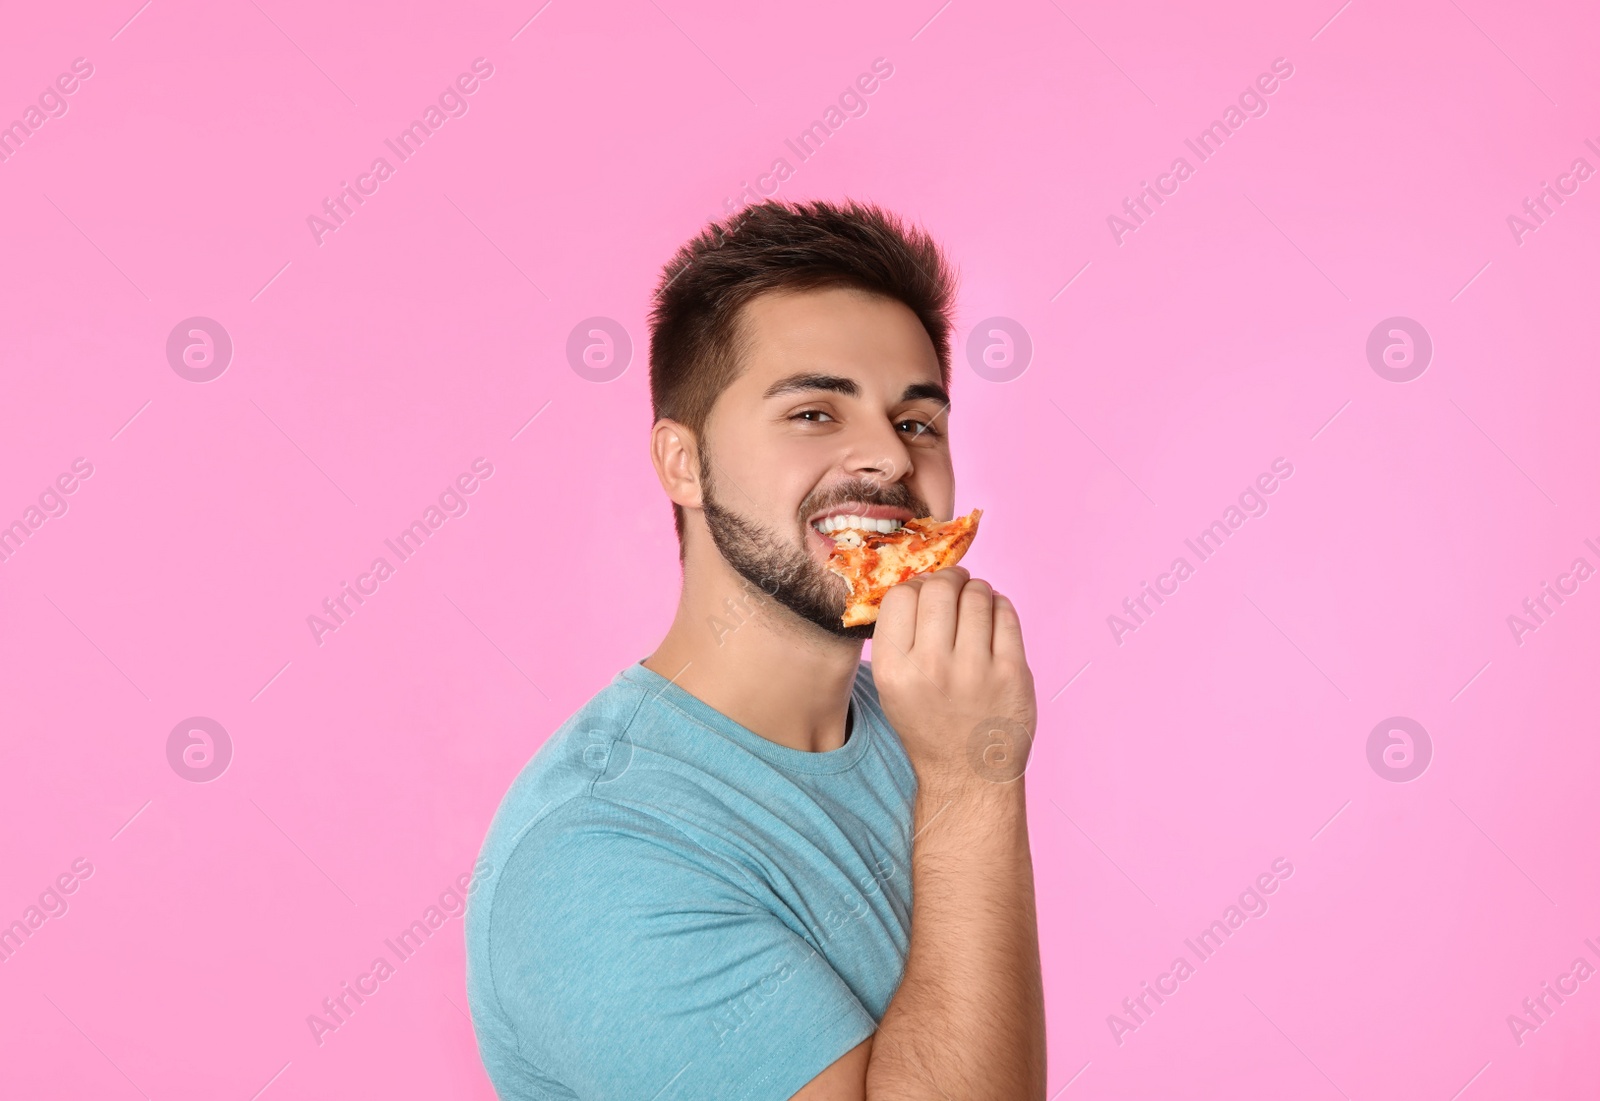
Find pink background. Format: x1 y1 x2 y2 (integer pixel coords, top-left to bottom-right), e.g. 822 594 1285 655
2 0 1597 1097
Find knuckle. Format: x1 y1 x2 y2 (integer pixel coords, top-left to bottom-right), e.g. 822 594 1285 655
880 585 916 610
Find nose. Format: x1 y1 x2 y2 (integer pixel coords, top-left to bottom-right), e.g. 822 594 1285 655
844 418 914 486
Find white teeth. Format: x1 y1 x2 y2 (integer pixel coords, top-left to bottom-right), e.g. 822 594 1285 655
811 513 907 536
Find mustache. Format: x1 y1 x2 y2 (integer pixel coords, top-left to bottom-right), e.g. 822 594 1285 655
801 479 928 521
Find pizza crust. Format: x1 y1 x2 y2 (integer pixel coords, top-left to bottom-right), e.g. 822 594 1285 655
826 509 983 627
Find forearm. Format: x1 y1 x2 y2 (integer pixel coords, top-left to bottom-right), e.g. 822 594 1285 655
865 775 1046 1100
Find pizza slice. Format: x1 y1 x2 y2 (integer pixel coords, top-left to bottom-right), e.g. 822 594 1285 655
825 509 982 627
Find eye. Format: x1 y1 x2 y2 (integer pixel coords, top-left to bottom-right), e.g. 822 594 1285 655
897 418 942 439
791 409 835 424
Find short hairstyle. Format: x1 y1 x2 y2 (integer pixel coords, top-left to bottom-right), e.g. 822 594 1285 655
647 198 959 549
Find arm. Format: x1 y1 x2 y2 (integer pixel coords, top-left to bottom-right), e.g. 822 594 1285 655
794 567 1046 1100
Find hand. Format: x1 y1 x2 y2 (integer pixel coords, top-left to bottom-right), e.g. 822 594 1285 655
871 567 1037 794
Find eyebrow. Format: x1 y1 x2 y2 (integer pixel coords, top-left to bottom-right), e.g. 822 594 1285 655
762 372 952 409
900 381 951 407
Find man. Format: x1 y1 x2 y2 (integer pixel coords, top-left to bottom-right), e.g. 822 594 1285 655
465 199 1044 1099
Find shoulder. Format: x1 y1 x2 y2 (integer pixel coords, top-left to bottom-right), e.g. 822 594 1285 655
469 675 663 928
482 786 764 943
485 671 655 821
492 794 696 885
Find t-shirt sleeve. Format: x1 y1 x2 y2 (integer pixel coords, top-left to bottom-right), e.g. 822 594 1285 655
486 798 877 1100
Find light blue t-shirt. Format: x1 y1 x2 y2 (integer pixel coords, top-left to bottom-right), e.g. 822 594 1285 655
465 659 916 1100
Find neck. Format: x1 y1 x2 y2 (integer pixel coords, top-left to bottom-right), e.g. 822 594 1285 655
642 549 862 754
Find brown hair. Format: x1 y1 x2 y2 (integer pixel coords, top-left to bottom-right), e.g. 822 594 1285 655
647 198 958 548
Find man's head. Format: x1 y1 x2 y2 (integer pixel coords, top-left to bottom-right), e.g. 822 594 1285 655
647 200 959 639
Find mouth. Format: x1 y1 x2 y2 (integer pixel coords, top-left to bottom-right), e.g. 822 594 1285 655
806 502 915 551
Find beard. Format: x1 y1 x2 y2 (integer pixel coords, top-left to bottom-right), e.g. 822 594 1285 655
699 455 928 641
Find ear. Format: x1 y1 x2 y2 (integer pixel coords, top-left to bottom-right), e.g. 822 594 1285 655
651 418 703 510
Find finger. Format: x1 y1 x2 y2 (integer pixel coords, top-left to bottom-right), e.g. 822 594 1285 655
955 578 995 659
874 580 920 656
913 566 969 654
992 592 1027 664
